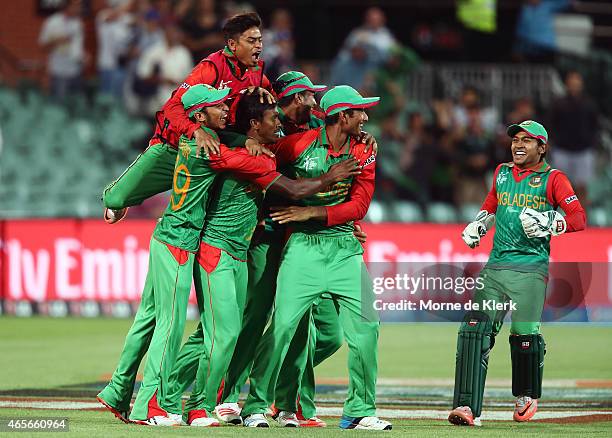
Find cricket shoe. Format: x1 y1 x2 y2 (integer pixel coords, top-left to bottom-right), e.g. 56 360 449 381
187 409 220 427
448 406 481 426
131 415 182 426
243 413 270 428
273 411 299 427
215 403 242 425
296 402 326 427
104 207 128 224
339 415 392 430
168 413 185 426
96 395 129 424
514 396 538 422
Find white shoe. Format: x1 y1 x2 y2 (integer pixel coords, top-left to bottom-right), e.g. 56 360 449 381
133 415 181 426
340 416 392 430
243 413 270 428
275 411 299 427
190 417 220 427
168 413 185 426
215 402 242 425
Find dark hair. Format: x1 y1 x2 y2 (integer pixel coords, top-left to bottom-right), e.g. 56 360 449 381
324 108 356 125
234 91 276 134
223 12 262 42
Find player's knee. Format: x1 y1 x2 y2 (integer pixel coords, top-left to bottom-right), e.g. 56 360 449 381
510 322 540 336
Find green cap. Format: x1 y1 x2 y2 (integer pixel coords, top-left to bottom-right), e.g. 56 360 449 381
320 85 380 116
181 84 231 117
274 71 327 99
507 120 548 143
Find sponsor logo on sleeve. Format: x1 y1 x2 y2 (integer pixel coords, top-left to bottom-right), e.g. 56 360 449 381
362 153 376 168
180 82 190 90
565 195 578 205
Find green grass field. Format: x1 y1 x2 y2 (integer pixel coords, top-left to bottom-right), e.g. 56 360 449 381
1 317 611 436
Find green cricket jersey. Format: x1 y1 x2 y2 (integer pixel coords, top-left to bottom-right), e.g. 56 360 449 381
487 161 554 272
153 128 281 252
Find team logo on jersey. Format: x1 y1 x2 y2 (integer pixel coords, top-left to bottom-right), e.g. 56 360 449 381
528 175 542 188
179 138 191 159
496 172 508 185
362 153 376 168
303 156 318 171
565 195 578 204
218 80 233 89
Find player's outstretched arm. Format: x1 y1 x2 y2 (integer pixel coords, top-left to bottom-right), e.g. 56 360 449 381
267 157 361 201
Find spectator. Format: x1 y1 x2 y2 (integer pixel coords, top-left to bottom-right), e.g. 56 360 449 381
513 0 571 63
175 0 224 64
454 105 494 205
263 8 296 80
96 0 135 100
344 7 396 60
136 25 193 116
547 70 599 203
330 33 378 92
38 0 85 101
452 86 499 136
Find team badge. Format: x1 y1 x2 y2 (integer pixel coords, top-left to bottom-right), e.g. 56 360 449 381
496 172 507 185
303 156 318 171
528 175 542 188
179 138 191 159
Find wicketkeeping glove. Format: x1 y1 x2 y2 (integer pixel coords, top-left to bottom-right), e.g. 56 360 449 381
519 207 567 238
462 210 495 249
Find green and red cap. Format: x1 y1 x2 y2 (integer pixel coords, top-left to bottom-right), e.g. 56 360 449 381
274 71 327 99
181 84 231 117
507 120 548 143
320 85 380 116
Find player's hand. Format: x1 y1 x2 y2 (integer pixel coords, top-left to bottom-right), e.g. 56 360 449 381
194 127 220 155
353 223 367 244
326 157 361 183
519 207 566 238
358 131 378 154
270 206 313 224
246 86 276 104
461 210 495 249
245 137 275 157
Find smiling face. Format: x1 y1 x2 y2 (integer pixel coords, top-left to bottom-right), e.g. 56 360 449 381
196 102 229 130
228 27 263 67
511 131 545 168
343 109 368 137
294 91 316 124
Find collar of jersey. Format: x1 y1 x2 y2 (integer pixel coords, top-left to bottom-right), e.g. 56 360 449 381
318 126 353 157
222 46 261 79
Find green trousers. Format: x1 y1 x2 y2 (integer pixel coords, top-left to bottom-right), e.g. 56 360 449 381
222 238 343 418
241 233 379 418
102 143 176 209
165 245 248 416
477 268 547 336
98 237 194 421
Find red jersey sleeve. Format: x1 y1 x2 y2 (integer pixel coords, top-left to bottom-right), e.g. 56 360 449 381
269 130 319 166
261 73 272 92
162 61 219 139
546 170 586 232
325 148 376 226
481 164 503 215
209 145 282 190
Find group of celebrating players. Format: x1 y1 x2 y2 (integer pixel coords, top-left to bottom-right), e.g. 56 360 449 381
95 11 586 430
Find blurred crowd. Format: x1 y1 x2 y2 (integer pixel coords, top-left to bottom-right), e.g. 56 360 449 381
35 0 603 213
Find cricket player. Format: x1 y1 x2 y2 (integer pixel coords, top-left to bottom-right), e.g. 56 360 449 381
238 86 392 430
102 12 274 224
448 120 586 426
217 72 354 428
97 84 358 426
